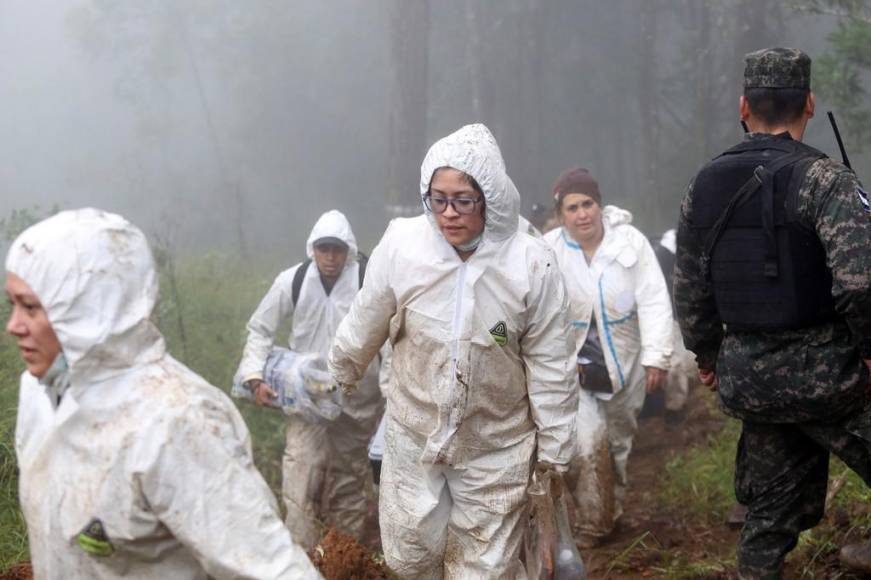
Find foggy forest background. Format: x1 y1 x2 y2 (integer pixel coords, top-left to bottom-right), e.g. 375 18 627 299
0 0 868 255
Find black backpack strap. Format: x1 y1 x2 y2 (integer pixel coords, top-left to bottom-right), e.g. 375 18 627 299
701 145 813 280
700 168 765 279
357 252 368 289
291 259 312 307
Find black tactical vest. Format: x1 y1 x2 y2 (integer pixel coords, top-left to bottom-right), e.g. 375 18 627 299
691 134 835 331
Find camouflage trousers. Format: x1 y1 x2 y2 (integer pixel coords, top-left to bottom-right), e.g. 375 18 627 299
735 395 871 579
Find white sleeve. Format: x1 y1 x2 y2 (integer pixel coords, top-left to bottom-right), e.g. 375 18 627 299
634 235 673 370
330 227 397 386
521 247 579 466
236 268 297 383
139 397 322 580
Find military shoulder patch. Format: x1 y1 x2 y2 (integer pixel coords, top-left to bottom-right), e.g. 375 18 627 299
858 186 870 213
489 321 508 346
77 518 114 557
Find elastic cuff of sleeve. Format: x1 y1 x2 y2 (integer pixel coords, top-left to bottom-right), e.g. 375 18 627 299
640 355 670 370
859 339 871 360
241 372 264 384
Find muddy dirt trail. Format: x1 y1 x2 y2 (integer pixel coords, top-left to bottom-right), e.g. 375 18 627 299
0 562 32 580
582 392 739 579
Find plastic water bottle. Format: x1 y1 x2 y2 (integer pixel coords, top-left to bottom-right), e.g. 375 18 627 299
554 491 587 579
232 349 341 420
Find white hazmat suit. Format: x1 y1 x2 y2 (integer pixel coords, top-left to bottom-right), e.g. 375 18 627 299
544 205 672 540
330 124 578 579
236 209 383 549
8 209 320 580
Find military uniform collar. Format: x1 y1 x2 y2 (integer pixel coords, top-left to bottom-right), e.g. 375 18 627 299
744 131 793 142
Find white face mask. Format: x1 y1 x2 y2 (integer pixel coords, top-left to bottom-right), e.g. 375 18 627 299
455 232 483 253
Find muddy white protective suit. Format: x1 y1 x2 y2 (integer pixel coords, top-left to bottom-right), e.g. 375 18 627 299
544 206 672 540
330 124 578 579
8 209 319 580
236 209 383 549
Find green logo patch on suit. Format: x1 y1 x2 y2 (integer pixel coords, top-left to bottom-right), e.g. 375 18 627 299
489 321 508 346
78 518 114 557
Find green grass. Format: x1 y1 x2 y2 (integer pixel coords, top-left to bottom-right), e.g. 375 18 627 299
654 394 871 578
659 409 740 526
154 251 291 492
0 299 28 569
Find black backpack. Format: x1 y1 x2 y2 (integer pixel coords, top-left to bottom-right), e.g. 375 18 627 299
291 253 368 306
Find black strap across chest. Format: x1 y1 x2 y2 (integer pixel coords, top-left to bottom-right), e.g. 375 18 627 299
291 253 368 306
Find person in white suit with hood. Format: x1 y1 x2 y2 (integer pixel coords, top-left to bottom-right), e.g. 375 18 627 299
329 124 578 579
5 208 319 580
235 209 383 549
544 168 673 548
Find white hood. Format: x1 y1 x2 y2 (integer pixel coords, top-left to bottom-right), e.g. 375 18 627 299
419 123 520 244
659 228 677 254
5 208 163 378
10 209 320 579
603 205 633 228
305 209 358 263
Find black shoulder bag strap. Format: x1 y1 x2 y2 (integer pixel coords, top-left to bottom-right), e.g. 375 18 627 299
291 259 312 307
700 146 811 280
293 253 368 307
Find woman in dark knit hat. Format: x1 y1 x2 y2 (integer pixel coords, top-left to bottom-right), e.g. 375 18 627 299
543 167 674 548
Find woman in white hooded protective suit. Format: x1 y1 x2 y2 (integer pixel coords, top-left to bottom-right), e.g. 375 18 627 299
5 209 320 580
543 168 672 548
329 124 578 579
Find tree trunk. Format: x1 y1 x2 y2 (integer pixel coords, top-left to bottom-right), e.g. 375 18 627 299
387 0 430 210
636 0 662 226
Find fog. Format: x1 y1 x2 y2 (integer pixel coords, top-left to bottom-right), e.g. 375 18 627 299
0 1 862 257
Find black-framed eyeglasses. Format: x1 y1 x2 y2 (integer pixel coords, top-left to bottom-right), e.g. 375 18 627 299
423 193 484 215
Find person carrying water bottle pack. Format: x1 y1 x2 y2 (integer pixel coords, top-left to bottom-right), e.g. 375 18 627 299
235 209 384 550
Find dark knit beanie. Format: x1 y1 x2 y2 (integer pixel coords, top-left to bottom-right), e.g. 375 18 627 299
552 167 601 206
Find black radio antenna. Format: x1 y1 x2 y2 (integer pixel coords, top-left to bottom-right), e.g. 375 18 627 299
827 111 852 170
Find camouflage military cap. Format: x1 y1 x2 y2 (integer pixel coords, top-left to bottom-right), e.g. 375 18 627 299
744 47 811 90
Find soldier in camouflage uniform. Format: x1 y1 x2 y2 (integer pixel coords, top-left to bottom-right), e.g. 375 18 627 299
673 47 871 578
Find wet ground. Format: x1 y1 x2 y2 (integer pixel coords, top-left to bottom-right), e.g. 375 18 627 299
310 527 390 579
582 391 738 578
0 561 31 580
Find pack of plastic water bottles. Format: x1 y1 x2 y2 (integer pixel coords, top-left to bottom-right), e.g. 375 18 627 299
232 348 342 421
